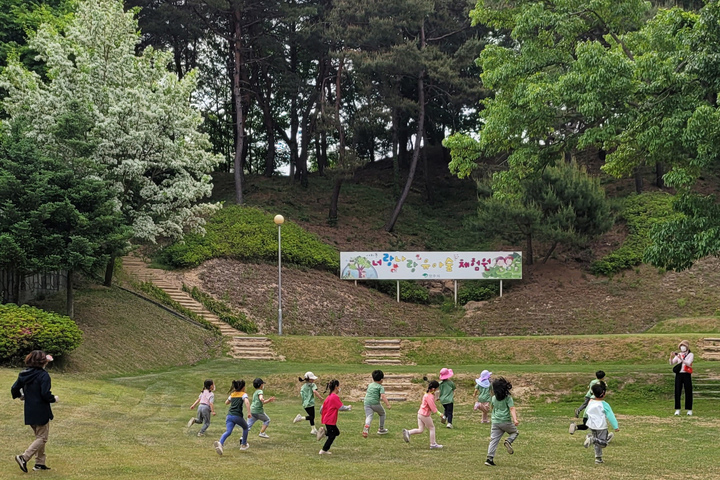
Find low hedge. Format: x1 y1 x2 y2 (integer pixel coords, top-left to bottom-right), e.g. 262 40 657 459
134 282 220 335
365 280 430 304
591 193 677 276
182 284 258 334
0 304 83 361
159 206 339 272
457 280 501 304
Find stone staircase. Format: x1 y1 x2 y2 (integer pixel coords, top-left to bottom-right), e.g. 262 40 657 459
382 374 415 402
700 338 720 361
363 339 402 365
693 375 720 400
121 255 280 361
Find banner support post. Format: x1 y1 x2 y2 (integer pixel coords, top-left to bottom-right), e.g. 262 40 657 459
500 280 503 297
454 280 457 307
396 281 400 302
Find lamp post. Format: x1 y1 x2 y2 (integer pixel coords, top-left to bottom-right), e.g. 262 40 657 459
274 214 285 335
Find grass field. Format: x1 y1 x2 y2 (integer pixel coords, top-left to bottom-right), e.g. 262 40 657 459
2 360 719 480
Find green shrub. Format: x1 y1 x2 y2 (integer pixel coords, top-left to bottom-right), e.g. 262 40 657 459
159 206 339 271
0 304 83 361
457 281 501 304
591 193 677 276
134 282 220 335
182 284 258 333
365 280 430 304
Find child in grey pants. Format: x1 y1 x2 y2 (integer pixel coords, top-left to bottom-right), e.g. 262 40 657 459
582 382 619 464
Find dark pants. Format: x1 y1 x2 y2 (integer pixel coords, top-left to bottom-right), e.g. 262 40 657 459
443 403 454 424
577 416 589 431
674 373 693 410
322 424 340 452
305 406 316 426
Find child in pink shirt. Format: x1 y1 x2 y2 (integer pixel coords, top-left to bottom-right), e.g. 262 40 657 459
317 380 342 455
402 380 444 449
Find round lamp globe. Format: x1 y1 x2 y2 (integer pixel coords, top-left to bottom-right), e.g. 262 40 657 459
274 214 285 225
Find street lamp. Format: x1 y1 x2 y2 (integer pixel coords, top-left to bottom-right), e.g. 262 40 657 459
274 214 285 335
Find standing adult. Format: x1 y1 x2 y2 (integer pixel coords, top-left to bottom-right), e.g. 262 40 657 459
669 340 694 416
11 350 58 473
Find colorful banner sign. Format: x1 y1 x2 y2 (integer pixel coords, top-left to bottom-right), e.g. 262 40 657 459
340 251 522 281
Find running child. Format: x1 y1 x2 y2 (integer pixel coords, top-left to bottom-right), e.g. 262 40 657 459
438 368 456 429
569 381 613 441
317 379 343 455
474 370 492 424
362 370 391 437
188 379 216 436
294 372 324 435
213 380 250 455
575 370 606 418
582 382 619 464
247 378 275 438
484 377 519 467
402 379 444 449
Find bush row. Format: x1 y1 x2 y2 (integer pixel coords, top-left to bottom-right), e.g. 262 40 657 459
0 304 83 361
182 284 258 334
134 282 220 335
159 206 339 272
591 193 677 276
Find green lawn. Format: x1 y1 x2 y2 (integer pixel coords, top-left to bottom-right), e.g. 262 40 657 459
2 360 719 479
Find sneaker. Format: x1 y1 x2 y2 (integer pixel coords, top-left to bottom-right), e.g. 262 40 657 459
319 449 332 455
584 434 592 448
362 425 369 438
214 441 223 456
569 422 577 435
33 465 51 471
240 443 250 451
595 457 604 464
258 432 270 439
344 405 352 411
311 427 318 435
440 415 447 424
446 423 453 429
687 410 693 416
430 443 443 449
674 410 681 416
187 417 196 428
484 458 496 466
606 432 614 444
574 407 581 418
197 432 205 437
15 455 28 473
293 414 305 424
402 428 410 443
377 428 389 435
504 439 514 454
316 426 326 441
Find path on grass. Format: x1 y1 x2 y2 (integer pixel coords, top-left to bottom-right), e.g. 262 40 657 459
122 254 280 361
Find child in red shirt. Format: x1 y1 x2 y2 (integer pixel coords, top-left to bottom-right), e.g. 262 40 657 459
317 379 342 455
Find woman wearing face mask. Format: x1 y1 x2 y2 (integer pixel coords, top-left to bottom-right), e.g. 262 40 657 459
669 340 694 416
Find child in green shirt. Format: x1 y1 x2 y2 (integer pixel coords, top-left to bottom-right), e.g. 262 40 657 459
247 378 275 439
485 377 519 467
294 372 324 435
438 367 456 429
575 370 606 418
363 370 392 437
474 370 492 423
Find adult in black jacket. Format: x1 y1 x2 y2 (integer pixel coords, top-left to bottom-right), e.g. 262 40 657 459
11 350 58 473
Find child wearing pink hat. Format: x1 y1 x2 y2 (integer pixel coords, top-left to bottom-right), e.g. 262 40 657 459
438 368 456 429
474 370 492 423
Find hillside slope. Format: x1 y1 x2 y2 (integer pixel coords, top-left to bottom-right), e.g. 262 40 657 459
30 287 223 375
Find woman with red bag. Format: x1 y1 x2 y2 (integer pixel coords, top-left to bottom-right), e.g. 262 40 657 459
670 340 694 416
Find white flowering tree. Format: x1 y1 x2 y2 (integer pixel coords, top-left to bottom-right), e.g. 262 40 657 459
1 0 221 284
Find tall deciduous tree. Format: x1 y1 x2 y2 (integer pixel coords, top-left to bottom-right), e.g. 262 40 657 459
1 0 220 284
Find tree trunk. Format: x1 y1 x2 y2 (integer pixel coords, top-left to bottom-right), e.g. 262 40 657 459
542 241 558 264
423 130 433 205
232 6 245 204
526 233 534 265
385 25 426 232
104 255 115 287
656 162 664 188
12 266 21 304
329 177 342 222
634 166 643 194
392 107 400 198
66 270 74 318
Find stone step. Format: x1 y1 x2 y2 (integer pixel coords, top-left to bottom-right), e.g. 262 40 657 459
365 352 402 357
383 382 414 388
364 359 402 365
231 355 277 360
702 337 720 342
386 396 408 402
365 345 401 351
702 345 720 352
365 339 401 345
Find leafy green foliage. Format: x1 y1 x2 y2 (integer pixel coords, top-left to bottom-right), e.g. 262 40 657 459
457 280 500 304
182 284 257 334
159 206 339 271
591 193 677 275
0 303 82 361
134 281 220 334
